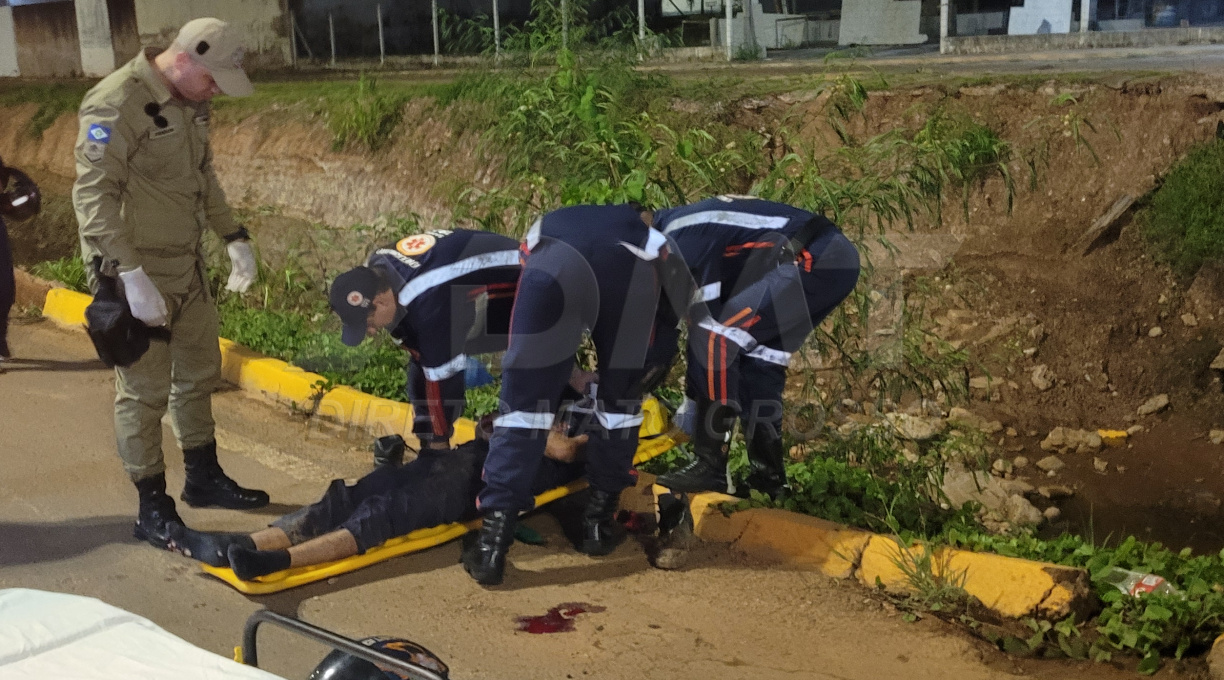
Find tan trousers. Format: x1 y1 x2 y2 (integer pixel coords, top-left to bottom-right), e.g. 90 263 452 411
114 271 221 482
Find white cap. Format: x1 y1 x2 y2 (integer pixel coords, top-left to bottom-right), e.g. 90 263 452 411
173 17 254 97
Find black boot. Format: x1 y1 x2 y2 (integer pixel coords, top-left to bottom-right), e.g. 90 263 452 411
372 434 406 468
657 399 736 494
743 426 788 499
461 510 517 586
133 473 184 550
180 441 270 510
578 488 626 556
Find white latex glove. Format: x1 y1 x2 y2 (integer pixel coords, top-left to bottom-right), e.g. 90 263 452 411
225 240 257 293
118 266 168 327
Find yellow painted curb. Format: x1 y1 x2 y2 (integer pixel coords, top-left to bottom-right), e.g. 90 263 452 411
674 490 1092 620
43 288 90 328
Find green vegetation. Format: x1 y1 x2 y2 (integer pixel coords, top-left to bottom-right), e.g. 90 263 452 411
1139 138 1224 277
328 74 410 152
29 252 87 293
0 82 91 138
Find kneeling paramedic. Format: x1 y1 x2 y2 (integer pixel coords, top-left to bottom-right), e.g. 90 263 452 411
73 18 267 551
650 196 861 498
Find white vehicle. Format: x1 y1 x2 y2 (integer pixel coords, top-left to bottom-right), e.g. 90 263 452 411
0 589 446 680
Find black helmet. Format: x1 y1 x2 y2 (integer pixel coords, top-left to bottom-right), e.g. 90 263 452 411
308 636 449 680
0 164 40 221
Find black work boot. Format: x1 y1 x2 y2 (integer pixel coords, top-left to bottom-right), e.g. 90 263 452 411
578 488 626 556
373 434 406 468
743 426 788 499
180 440 270 510
461 510 517 586
133 473 184 550
657 400 736 494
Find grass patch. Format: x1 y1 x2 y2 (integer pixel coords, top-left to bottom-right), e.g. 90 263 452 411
28 252 87 293
0 82 91 138
1139 138 1224 277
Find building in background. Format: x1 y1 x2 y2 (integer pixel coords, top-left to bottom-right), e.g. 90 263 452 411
0 0 288 78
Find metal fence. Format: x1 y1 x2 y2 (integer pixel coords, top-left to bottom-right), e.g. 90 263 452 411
288 0 653 66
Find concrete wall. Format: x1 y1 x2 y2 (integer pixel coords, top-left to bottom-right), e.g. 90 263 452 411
945 25 1224 52
75 0 115 76
13 1 82 77
839 0 925 45
107 0 142 65
956 11 1006 36
134 0 288 66
1007 0 1072 35
0 8 19 78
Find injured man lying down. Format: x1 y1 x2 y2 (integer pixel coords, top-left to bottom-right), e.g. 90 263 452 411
169 418 589 581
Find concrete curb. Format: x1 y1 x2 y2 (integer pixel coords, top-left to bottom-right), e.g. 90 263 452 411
670 488 1094 621
41 288 476 441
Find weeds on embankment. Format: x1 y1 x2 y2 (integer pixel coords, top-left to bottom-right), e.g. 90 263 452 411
1138 136 1224 278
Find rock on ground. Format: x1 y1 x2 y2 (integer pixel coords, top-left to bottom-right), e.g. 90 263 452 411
1137 394 1170 416
1036 455 1066 473
1040 427 1102 454
886 413 946 441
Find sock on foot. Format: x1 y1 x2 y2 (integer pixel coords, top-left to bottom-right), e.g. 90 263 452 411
227 544 291 581
169 523 254 568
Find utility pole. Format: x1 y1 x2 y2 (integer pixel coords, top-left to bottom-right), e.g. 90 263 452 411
289 10 298 68
377 4 385 65
724 0 732 61
561 0 568 50
939 0 949 54
638 0 645 43
1079 0 1091 32
328 12 336 67
493 0 501 61
432 0 440 66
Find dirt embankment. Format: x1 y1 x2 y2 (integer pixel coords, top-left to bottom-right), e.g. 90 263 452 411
773 76 1224 550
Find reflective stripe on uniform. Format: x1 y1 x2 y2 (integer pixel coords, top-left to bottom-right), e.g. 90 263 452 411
397 250 521 307
661 210 790 235
494 411 555 430
595 410 644 430
746 345 791 366
698 281 721 301
421 354 468 381
697 317 756 350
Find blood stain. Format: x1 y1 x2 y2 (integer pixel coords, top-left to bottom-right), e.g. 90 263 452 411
514 602 606 634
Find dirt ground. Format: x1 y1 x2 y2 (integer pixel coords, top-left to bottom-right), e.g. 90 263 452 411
0 320 1173 680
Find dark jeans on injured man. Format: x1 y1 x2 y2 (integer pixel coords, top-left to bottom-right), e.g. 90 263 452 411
272 439 583 553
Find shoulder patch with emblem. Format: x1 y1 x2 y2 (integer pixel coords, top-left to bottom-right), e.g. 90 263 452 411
396 234 437 257
83 124 111 163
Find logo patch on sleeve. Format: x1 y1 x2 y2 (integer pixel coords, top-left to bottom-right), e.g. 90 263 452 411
396 234 437 257
87 124 111 143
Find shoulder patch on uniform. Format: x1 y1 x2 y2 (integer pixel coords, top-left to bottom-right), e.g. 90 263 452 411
87 124 111 144
396 234 437 257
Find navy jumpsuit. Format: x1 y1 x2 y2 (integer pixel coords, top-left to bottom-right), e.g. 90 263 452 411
477 204 691 513
368 229 521 446
0 216 12 358
652 196 861 441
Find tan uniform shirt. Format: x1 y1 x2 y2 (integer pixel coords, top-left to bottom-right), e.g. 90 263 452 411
73 47 238 295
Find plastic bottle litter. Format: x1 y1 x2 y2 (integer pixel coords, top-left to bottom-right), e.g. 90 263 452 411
1101 567 1183 598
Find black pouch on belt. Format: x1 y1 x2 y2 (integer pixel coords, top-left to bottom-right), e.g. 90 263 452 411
84 257 171 368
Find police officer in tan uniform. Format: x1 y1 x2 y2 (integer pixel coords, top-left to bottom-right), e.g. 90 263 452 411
73 18 268 551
